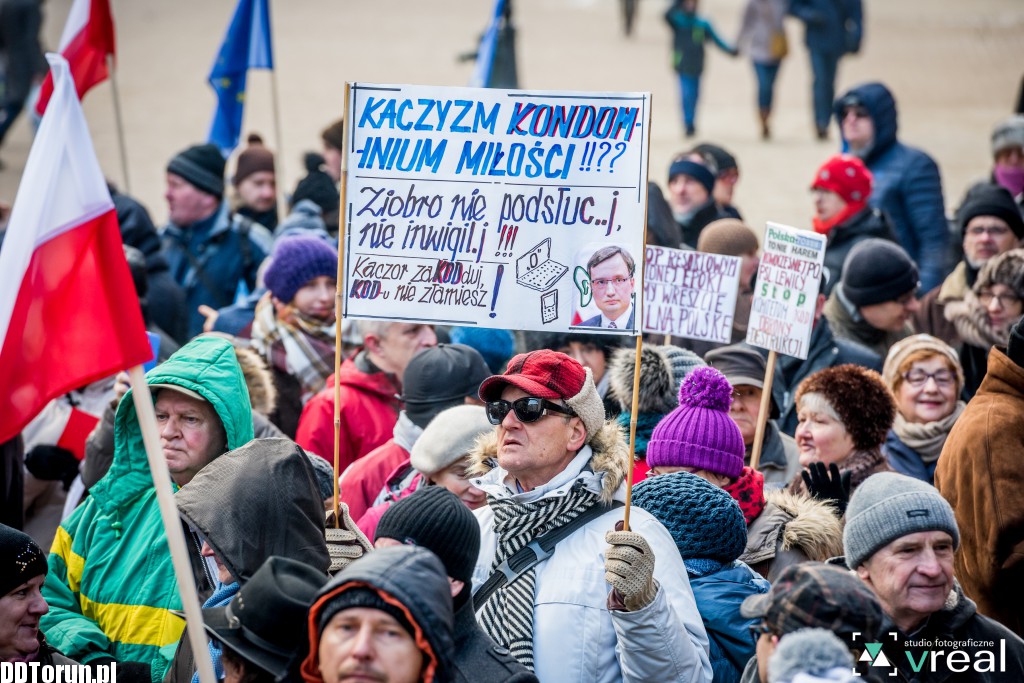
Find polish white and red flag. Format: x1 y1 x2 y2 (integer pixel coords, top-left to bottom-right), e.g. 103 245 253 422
0 54 150 444
35 0 115 115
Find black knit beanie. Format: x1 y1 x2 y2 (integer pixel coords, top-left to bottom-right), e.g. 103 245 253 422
316 586 415 638
167 143 226 198
840 239 919 307
374 486 480 587
957 183 1024 239
1 524 47 597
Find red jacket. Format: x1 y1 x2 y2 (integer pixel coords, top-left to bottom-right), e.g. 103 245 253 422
339 438 410 522
296 356 401 472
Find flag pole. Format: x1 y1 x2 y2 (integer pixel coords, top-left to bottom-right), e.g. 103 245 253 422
127 366 216 683
331 82 351 526
748 350 777 471
269 70 286 214
622 335 643 531
107 55 131 194
265 0 286 212
622 92 654 532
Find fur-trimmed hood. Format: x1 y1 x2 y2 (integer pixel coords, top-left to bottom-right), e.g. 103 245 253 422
770 489 845 561
468 420 631 504
741 489 845 568
607 344 703 414
234 344 277 415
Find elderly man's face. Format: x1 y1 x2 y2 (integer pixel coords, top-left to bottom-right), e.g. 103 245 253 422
155 390 227 487
495 385 586 492
368 323 437 378
856 530 955 632
589 254 634 321
318 607 423 683
0 575 48 662
165 173 218 227
963 216 1018 268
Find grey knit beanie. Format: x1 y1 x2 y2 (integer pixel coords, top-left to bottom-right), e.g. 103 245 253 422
844 472 960 569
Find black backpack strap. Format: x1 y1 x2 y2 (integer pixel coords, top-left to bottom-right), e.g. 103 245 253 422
473 500 624 611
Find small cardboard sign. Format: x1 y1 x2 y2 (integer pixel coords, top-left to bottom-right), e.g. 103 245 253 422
745 222 826 360
642 246 741 343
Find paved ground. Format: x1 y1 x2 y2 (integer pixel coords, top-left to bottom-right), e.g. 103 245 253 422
1 0 1022 238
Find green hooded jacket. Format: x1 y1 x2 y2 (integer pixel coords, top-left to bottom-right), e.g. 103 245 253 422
41 337 254 681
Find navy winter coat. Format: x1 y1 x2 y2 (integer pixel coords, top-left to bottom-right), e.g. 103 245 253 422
835 82 949 292
788 0 863 55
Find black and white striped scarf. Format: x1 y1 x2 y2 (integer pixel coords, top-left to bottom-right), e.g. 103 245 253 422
478 482 599 670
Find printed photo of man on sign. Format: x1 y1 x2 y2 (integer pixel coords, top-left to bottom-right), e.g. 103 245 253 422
574 245 636 330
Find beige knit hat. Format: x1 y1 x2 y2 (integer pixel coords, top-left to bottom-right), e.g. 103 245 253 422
882 334 963 395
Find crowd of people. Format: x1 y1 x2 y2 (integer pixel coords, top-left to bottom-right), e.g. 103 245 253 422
1 14 1024 678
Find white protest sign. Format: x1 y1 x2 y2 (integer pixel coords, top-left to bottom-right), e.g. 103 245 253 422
745 222 826 359
642 246 741 343
343 82 650 334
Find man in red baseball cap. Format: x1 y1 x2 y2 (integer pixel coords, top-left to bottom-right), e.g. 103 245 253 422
468 349 712 682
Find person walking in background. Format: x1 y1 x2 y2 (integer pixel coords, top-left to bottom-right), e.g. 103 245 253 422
665 0 738 138
834 83 949 292
736 0 788 140
789 0 862 140
0 0 46 162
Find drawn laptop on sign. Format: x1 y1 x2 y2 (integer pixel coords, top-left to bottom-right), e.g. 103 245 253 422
516 238 568 292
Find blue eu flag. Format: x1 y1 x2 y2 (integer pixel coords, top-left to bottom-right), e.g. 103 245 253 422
207 0 273 156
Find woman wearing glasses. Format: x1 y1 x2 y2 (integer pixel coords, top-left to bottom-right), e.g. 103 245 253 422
881 335 965 485
944 249 1024 399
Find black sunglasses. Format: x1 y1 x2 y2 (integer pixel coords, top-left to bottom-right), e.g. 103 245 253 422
748 621 773 639
485 397 576 425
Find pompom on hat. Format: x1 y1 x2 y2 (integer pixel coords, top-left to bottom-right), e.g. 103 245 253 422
232 133 275 186
644 366 745 479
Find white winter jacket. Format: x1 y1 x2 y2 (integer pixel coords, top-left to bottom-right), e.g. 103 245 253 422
470 424 713 683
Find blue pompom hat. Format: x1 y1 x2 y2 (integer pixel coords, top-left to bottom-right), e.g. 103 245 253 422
645 366 745 478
